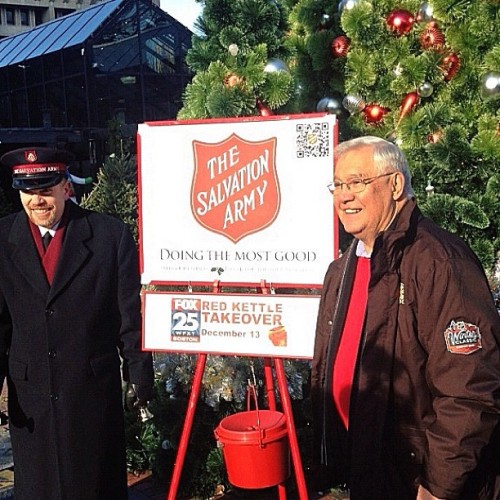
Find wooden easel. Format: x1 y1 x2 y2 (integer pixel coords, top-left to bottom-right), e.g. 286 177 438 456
166 280 309 500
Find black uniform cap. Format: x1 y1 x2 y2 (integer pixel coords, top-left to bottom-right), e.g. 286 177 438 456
0 147 74 191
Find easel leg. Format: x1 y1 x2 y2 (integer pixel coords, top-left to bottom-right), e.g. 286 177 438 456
167 353 207 500
263 357 277 410
274 358 309 500
263 358 287 498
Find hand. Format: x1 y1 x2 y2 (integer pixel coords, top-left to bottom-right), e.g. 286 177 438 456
124 383 153 411
134 384 154 407
417 485 445 500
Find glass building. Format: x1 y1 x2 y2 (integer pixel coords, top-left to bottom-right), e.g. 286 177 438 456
0 0 192 163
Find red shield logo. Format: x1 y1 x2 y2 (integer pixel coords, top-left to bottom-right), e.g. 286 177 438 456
191 134 280 243
25 150 37 163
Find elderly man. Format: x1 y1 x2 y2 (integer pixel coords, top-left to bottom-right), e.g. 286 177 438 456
0 147 153 499
311 136 500 500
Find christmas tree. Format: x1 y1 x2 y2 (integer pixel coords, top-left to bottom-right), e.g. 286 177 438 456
178 0 297 118
288 0 499 273
153 1 498 493
80 152 139 242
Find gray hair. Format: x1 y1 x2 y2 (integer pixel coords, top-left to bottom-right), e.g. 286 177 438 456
335 136 415 197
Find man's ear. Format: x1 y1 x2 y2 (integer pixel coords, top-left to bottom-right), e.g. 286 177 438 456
392 172 406 200
63 179 72 200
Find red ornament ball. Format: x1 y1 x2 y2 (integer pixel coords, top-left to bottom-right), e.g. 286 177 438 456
386 9 415 36
440 53 461 81
397 91 420 127
331 35 350 58
363 103 389 124
420 22 444 50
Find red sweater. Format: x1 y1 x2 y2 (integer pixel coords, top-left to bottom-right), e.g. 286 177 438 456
332 256 370 428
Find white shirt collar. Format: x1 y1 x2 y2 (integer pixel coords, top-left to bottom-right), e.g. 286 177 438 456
356 240 372 258
38 222 60 237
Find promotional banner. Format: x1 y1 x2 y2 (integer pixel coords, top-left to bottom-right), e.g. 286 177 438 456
138 113 337 286
142 292 319 359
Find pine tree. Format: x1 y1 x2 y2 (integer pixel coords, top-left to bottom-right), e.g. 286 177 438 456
288 0 500 273
80 152 139 242
178 0 296 118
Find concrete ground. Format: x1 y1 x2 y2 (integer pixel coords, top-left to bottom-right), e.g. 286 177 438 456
0 385 13 500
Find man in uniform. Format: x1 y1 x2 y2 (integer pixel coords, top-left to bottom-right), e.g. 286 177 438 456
0 147 153 499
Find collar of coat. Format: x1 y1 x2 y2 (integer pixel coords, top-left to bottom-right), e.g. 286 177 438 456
7 202 92 305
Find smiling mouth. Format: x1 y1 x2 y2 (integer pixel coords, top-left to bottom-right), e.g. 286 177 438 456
345 208 361 214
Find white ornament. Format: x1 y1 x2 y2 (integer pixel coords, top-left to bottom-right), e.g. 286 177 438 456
228 43 239 56
425 179 435 196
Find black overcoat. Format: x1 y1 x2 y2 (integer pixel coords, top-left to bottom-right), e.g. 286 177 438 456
0 202 153 500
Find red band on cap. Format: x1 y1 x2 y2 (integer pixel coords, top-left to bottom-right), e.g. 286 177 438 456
12 163 67 175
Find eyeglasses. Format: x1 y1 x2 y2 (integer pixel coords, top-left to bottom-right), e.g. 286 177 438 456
327 172 395 194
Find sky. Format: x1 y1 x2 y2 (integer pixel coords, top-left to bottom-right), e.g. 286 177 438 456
159 0 203 31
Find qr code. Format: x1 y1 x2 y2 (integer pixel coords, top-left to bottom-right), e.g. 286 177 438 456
296 122 330 158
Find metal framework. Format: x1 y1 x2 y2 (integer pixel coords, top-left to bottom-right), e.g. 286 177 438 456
0 0 192 157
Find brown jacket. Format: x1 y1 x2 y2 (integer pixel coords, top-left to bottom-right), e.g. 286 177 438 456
311 199 500 499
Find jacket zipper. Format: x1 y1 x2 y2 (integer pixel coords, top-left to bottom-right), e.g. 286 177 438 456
320 244 356 466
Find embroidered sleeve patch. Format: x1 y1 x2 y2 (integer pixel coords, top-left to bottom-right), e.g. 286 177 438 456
444 320 482 355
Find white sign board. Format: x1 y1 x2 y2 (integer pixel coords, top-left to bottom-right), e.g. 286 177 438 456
138 113 337 286
142 292 319 359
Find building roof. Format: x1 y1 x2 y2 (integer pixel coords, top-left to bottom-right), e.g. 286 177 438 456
0 0 123 68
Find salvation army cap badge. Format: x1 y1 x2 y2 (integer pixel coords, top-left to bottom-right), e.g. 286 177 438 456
191 133 280 243
444 320 482 355
25 150 38 163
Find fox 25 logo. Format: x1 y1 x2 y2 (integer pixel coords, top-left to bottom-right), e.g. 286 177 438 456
170 298 201 343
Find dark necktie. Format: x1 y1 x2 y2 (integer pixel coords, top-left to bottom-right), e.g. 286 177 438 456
42 232 52 251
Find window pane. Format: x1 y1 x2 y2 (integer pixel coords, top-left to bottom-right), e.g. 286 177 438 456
45 80 66 127
20 9 29 26
6 8 15 25
27 85 45 127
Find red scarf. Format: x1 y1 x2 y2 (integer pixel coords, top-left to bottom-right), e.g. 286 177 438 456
29 206 69 285
332 256 371 429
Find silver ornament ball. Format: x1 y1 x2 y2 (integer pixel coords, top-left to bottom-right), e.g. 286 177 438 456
418 82 434 98
342 94 366 113
264 58 289 74
416 2 434 23
480 72 500 100
317 97 343 116
338 0 361 13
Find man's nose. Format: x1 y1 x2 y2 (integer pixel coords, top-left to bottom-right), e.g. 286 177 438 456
31 194 45 204
335 187 355 200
